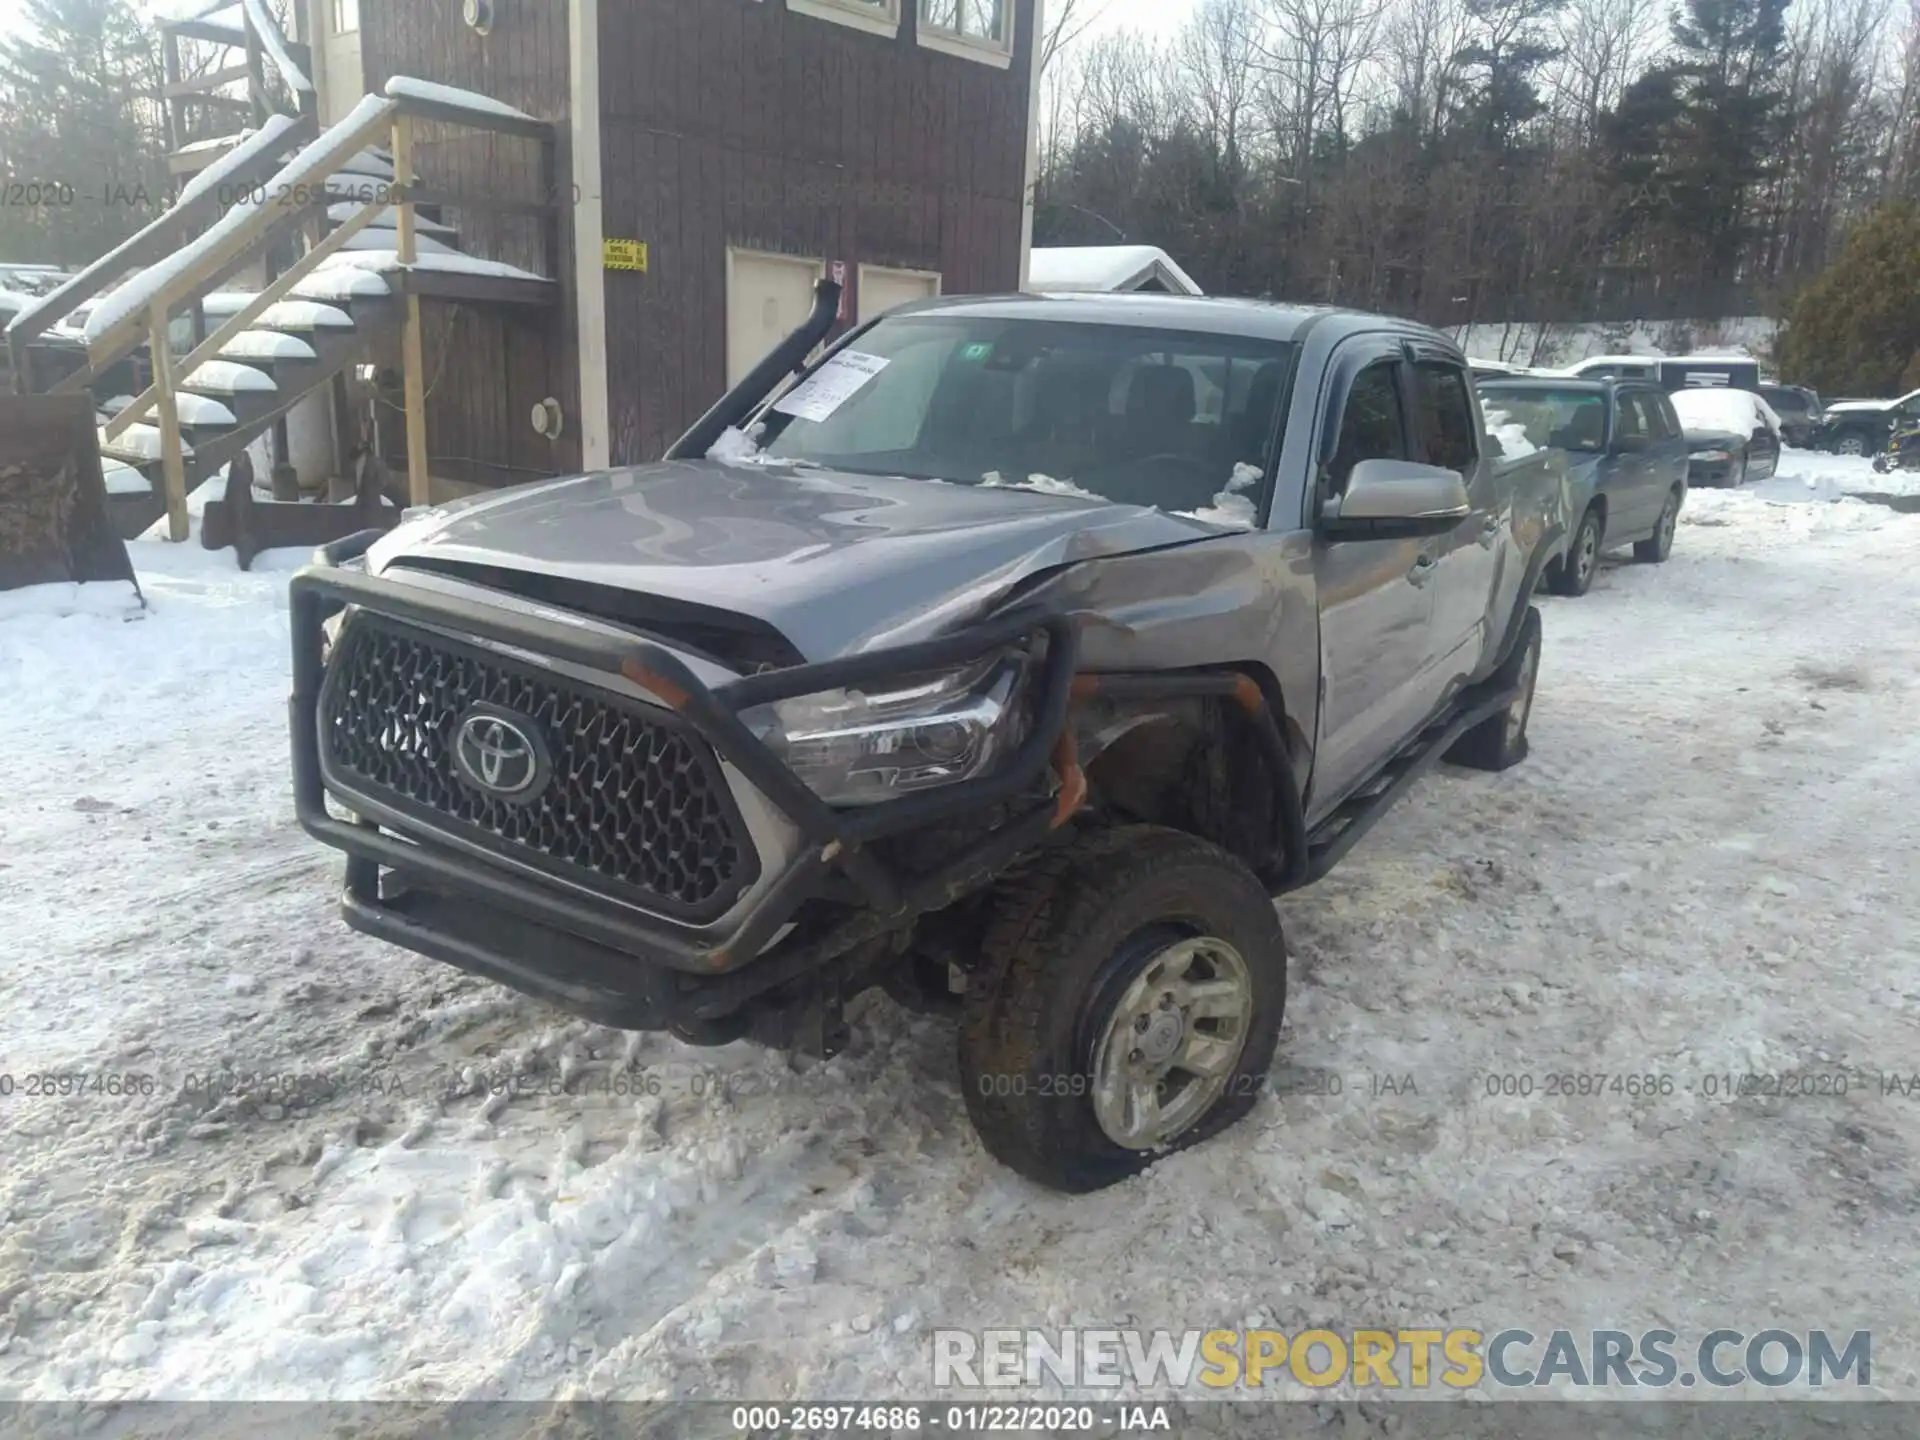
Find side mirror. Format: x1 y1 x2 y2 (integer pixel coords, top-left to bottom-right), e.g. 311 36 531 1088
1322 458 1470 537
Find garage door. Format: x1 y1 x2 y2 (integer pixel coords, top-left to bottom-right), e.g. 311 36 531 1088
727 250 825 388
859 265 941 322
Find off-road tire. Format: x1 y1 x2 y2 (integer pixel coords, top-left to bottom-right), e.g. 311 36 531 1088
958 826 1286 1193
1445 605 1542 773
1549 506 1602 596
1633 487 1681 563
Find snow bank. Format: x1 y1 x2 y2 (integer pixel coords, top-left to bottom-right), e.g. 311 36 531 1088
0 580 142 623
385 76 538 123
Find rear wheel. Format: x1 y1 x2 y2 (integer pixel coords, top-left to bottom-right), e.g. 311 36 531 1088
959 826 1286 1193
1446 606 1541 773
1834 431 1871 457
1633 487 1681 563
1549 507 1602 597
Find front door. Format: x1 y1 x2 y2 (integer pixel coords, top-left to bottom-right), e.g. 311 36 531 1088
1311 350 1448 819
317 0 364 127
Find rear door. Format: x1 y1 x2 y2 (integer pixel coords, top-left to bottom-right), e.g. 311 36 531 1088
1607 387 1658 535
1310 345 1448 816
1642 390 1691 494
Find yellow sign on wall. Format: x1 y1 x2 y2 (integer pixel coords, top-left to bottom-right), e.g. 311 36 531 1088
603 238 648 272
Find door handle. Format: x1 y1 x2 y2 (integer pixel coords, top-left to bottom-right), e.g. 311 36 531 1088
1407 553 1437 586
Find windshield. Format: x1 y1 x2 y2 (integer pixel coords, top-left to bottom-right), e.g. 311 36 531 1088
737 315 1298 522
1476 385 1609 453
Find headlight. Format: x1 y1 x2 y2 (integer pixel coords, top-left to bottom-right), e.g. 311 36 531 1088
742 651 1031 806
1694 449 1732 463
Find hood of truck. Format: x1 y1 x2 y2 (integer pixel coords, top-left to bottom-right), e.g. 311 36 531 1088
366 459 1231 660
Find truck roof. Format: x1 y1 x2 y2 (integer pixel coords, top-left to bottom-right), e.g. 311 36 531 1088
888 291 1462 349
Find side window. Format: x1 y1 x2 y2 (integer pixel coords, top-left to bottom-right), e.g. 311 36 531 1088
1643 394 1678 441
1613 392 1648 447
1328 360 1407 493
1413 362 1478 471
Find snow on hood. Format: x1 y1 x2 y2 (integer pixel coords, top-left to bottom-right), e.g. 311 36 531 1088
1173 461 1264 529
1670 387 1780 439
980 471 1101 500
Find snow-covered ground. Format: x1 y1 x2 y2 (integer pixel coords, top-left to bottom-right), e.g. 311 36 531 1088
1 453 1917 1404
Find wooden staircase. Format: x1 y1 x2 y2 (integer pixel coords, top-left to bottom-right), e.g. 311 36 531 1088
4 0 562 547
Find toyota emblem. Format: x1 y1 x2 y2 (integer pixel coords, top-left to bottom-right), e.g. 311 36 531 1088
452 707 549 801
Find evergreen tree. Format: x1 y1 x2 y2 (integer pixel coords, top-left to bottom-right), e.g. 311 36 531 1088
0 0 169 265
1774 201 1920 395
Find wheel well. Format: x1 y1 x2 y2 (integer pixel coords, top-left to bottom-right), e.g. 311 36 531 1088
1078 676 1293 879
1585 494 1608 532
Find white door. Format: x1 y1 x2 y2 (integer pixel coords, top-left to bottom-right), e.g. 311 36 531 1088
858 264 940 322
727 250 825 388
318 0 365 127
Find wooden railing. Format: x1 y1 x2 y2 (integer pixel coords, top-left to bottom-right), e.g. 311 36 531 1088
161 0 316 151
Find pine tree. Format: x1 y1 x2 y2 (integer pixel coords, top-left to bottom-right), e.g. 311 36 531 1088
0 0 169 265
1774 202 1920 395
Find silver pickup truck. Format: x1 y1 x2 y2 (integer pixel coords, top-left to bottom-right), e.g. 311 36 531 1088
290 288 1567 1191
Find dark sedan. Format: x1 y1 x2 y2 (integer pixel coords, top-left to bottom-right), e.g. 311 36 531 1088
1758 384 1822 447
1669 388 1781 487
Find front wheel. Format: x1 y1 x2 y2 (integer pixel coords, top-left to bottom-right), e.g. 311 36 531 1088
1634 488 1681 563
1834 432 1870 457
959 827 1287 1193
1446 605 1541 773
1548 507 1601 597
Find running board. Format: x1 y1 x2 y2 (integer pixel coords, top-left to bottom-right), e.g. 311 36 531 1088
1280 682 1521 893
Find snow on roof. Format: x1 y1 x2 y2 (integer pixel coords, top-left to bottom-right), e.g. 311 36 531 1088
1670 386 1779 437
385 76 538 123
181 359 276 393
1027 246 1204 296
239 0 312 92
175 113 300 207
218 328 316 361
315 249 552 283
82 95 398 346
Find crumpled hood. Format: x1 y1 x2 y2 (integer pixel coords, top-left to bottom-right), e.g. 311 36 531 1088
367 459 1229 659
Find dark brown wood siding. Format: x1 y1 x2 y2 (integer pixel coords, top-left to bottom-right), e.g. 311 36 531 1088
598 0 1036 465
360 0 581 479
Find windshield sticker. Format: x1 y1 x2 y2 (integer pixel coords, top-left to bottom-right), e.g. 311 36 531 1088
771 350 890 423
961 342 994 362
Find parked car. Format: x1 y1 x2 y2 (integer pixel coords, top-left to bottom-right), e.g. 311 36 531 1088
1758 383 1823 447
1477 376 1689 597
1669 387 1782 487
1813 388 1920 456
1555 353 1764 395
289 293 1565 1192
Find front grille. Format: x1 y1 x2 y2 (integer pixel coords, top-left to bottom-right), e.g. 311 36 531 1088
318 614 757 921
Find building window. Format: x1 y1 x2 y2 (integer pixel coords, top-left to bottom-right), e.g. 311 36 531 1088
787 0 901 40
331 0 359 35
918 0 1013 64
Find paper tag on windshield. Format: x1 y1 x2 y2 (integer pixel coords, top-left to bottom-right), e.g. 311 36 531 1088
771 350 889 422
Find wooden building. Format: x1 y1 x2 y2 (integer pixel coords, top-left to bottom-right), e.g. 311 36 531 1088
337 0 1043 475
